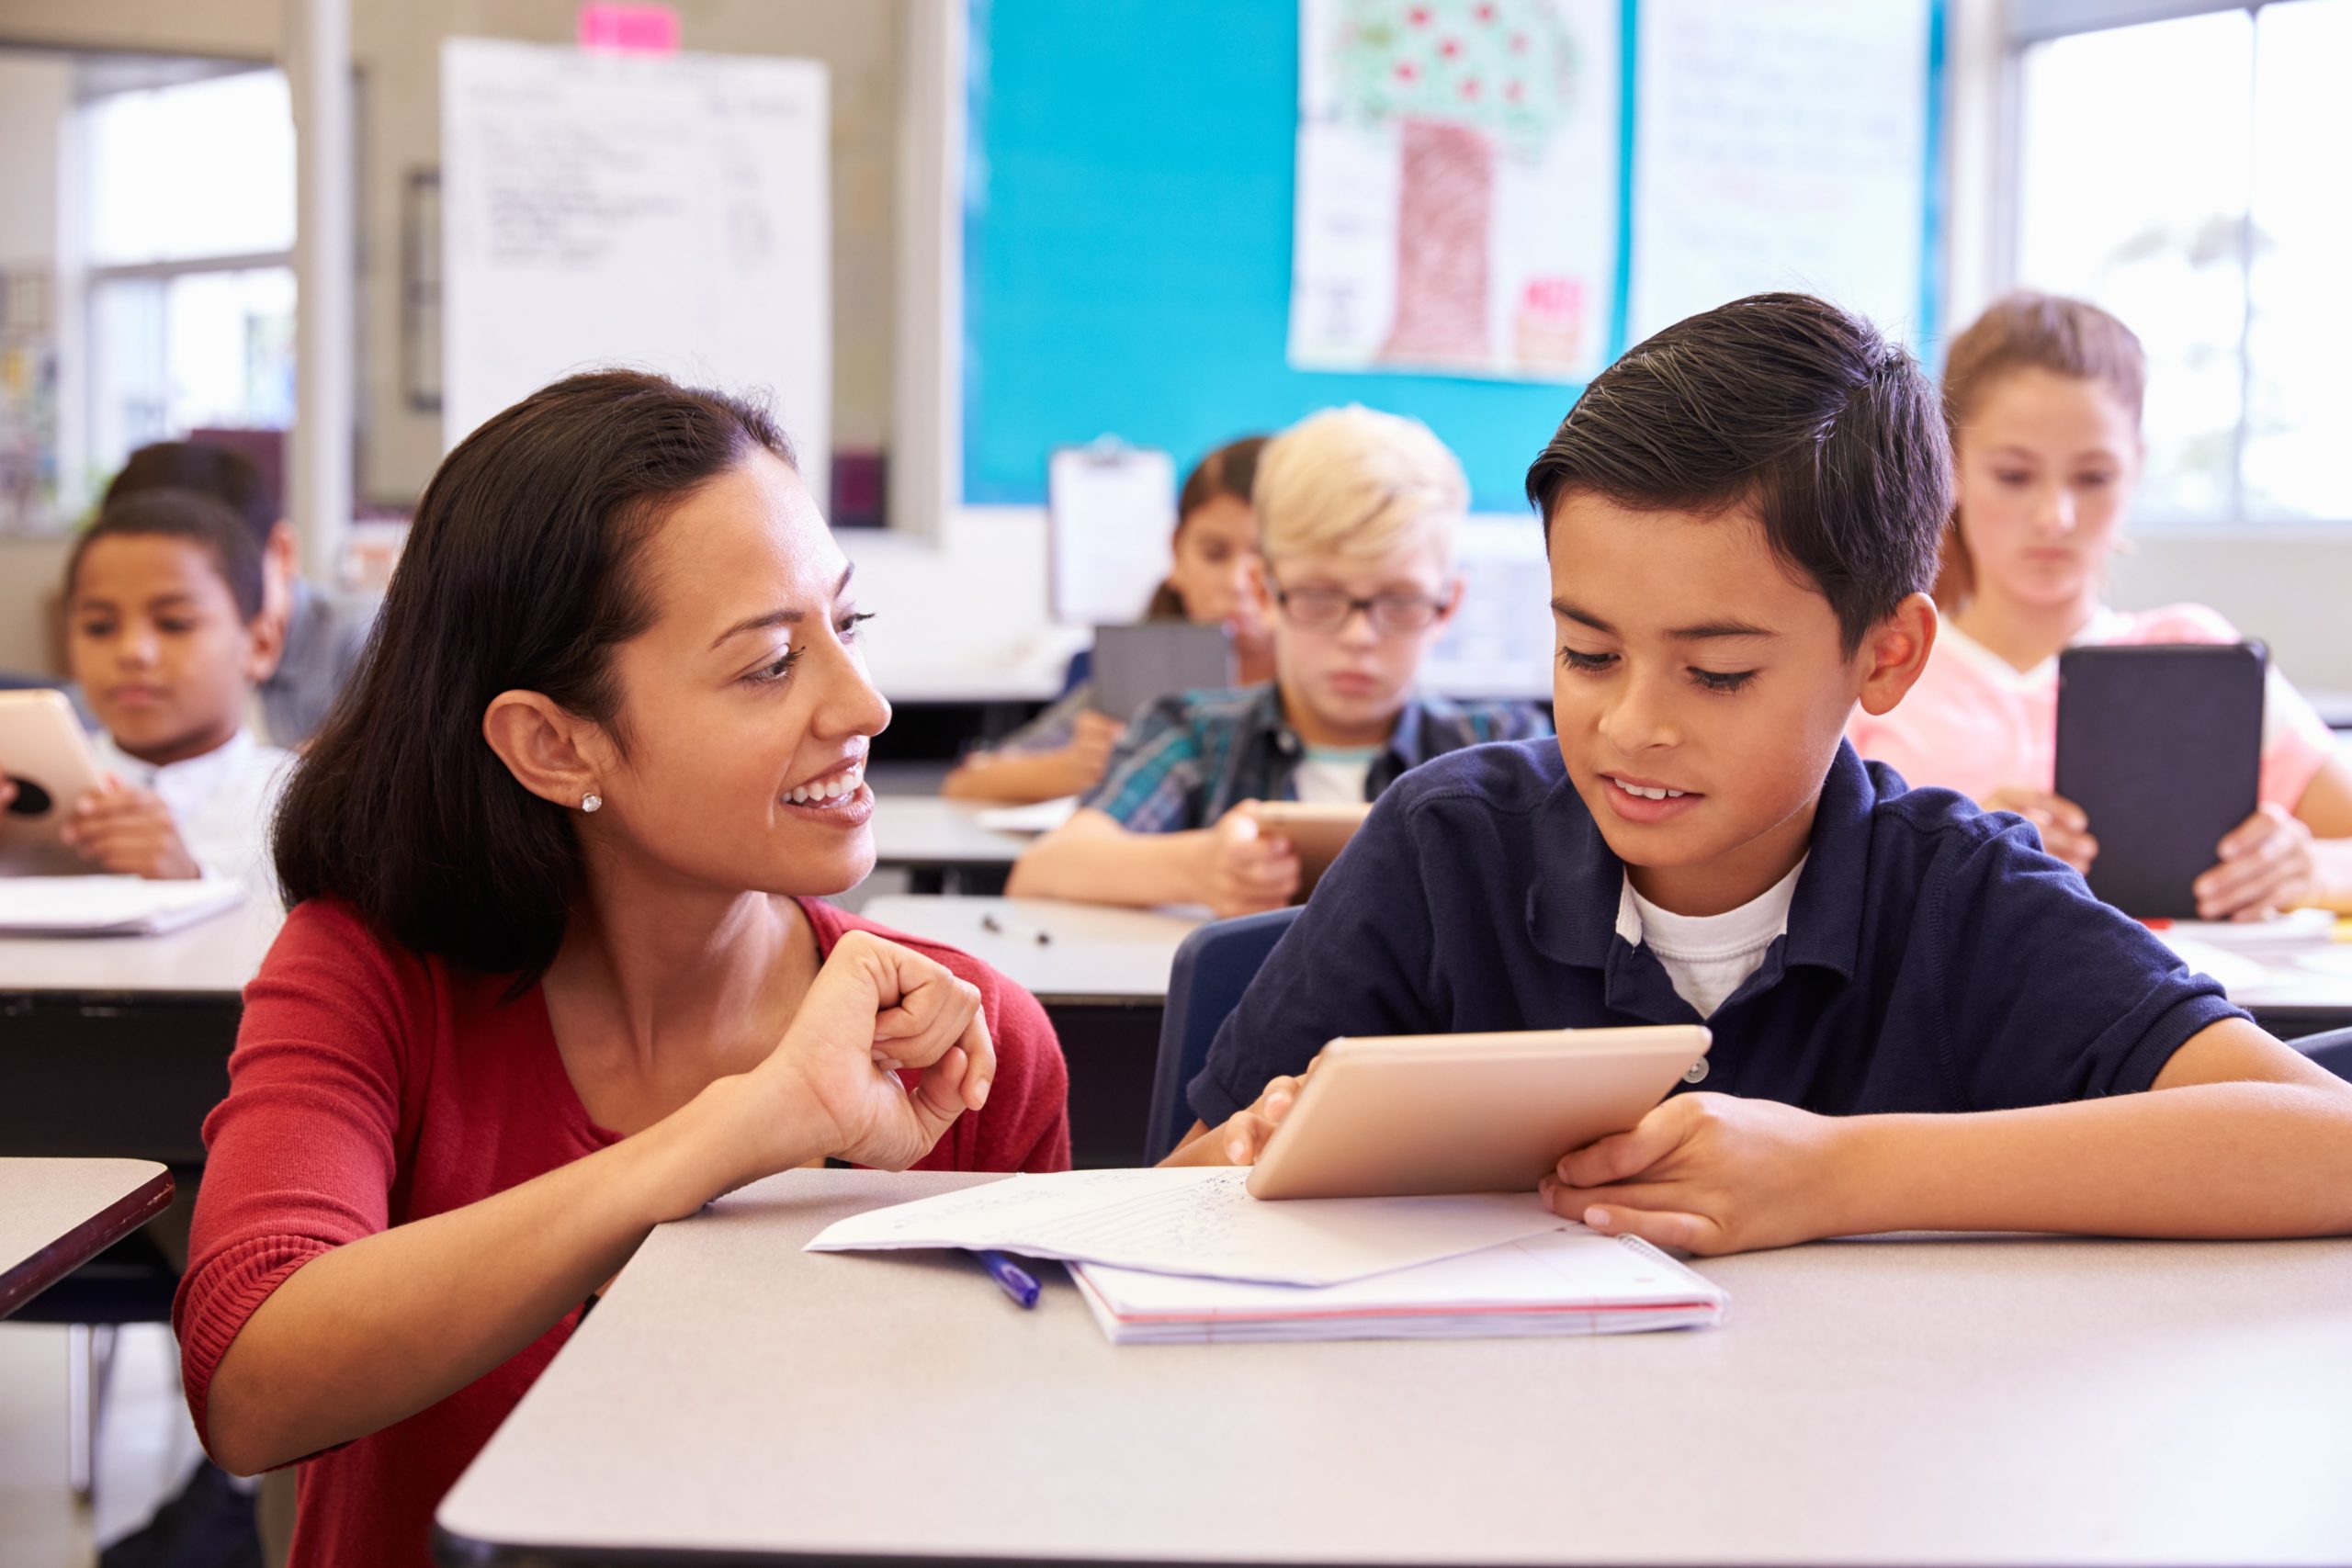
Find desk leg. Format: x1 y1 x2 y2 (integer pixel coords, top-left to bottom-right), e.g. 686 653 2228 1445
1039 1000 1163 1169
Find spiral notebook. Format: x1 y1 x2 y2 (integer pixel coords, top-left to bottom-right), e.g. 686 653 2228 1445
1069 1225 1726 1344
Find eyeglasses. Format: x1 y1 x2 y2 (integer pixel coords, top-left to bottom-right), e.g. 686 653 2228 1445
1270 581 1449 636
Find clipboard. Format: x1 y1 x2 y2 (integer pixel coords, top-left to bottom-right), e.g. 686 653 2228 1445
1047 439 1177 626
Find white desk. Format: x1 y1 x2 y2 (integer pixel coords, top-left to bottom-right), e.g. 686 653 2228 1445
0 891 282 1166
865 798 1035 878
2155 927 2352 1038
856 894 1202 1006
0 888 284 999
0 1158 174 1319
440 1168 2352 1566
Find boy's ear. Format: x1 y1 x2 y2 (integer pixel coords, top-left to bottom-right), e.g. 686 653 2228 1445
482 691 616 811
240 602 286 684
1434 573 1465 626
1854 592 1937 717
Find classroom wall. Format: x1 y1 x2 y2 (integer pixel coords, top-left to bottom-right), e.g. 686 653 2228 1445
0 52 74 674
4 4 2347 700
0 0 904 510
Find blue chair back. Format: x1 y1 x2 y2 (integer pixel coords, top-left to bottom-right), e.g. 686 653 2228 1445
2294 1025 2352 1083
1147 907 1303 1164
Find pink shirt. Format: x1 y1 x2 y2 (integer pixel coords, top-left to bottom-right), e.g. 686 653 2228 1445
1849 604 2338 813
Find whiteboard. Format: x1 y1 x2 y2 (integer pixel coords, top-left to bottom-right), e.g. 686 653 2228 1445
1627 0 1932 348
441 38 831 502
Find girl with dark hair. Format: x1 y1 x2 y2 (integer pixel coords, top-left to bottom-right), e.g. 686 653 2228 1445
172 371 1070 1568
942 435 1275 803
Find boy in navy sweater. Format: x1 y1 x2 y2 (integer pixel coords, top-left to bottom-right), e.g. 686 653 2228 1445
1170 293 2352 1253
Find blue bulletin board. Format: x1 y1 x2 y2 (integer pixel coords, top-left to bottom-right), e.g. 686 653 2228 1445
961 0 1943 515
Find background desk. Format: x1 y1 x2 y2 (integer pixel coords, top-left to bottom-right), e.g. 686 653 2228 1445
864 798 1033 894
0 1159 174 1319
0 892 284 1166
439 1168 2352 1567
857 895 1204 1167
2155 930 2352 1040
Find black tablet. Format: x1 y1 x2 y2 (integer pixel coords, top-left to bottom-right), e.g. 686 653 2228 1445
2053 641 2265 919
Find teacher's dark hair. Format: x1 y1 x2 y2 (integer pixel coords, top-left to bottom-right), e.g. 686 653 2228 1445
273 369 796 982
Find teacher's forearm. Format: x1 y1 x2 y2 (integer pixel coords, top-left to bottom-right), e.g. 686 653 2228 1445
202 1079 801 1474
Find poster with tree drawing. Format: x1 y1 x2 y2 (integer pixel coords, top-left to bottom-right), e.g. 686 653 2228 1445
1289 0 1619 381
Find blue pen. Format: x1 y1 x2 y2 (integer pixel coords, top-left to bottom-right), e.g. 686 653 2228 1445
974 1248 1040 1309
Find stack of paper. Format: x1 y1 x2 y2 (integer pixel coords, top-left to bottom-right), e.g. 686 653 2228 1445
974 796 1079 834
807 1168 1727 1343
0 876 246 936
1071 1229 1726 1344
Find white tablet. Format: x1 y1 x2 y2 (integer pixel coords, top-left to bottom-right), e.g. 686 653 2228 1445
1245 800 1371 895
1246 1026 1712 1201
0 690 107 876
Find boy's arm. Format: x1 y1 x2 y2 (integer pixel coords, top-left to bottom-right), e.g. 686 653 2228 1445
1007 808 1216 908
1549 1019 2352 1253
941 746 1102 806
1005 807 1298 915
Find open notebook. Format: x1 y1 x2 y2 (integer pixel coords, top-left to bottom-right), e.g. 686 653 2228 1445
0 876 246 936
1070 1227 1727 1344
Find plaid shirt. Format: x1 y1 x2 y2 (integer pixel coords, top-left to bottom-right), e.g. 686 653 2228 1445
1080 683 1553 832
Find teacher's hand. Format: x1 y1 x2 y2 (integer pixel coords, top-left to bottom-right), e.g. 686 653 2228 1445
749 931 995 1175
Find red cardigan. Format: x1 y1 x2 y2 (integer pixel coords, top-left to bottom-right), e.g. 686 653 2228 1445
174 897 1070 1568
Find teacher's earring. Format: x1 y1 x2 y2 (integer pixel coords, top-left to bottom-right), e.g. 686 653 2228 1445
581 792 603 814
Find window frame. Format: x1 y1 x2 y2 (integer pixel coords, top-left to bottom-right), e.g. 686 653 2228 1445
1996 0 2347 531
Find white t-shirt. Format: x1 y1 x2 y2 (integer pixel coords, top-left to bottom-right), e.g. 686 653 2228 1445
91 728 294 890
1292 745 1377 807
1616 856 1808 1020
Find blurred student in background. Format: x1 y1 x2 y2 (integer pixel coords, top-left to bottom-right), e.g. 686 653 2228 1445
942 436 1275 804
1849 293 2352 919
106 440 372 747
1007 406 1548 915
0 490 289 885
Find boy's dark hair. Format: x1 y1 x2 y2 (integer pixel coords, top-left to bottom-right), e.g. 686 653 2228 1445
103 441 278 547
68 489 267 622
274 369 797 984
1524 292 1951 654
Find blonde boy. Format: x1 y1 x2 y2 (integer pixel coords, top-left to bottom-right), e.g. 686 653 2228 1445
1007 406 1546 916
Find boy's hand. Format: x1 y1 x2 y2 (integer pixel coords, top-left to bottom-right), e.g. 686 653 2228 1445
2194 805 2315 921
61 779 201 881
1540 1092 1850 1256
1163 1058 1320 1167
1193 804 1300 918
1983 787 2097 873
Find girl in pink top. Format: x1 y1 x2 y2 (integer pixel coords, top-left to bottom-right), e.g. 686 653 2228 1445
1850 293 2352 919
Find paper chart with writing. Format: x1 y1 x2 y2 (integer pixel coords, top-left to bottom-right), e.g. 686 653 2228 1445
806 1167 1568 1287
1628 0 1931 347
1289 0 1621 383
440 38 831 500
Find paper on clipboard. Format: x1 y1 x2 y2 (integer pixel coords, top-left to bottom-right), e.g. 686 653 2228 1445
1048 442 1176 626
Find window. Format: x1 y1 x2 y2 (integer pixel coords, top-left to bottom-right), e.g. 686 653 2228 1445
2009 0 2352 524
80 67 298 480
